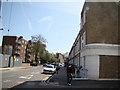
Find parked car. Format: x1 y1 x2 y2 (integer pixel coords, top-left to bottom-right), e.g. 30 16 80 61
43 65 56 74
42 64 48 67
59 63 64 67
30 62 37 66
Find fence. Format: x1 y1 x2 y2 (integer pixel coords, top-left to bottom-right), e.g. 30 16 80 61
0 54 22 68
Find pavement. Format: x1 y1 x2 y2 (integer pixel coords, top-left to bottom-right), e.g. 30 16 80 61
2 66 120 89
0 66 32 71
0 65 43 71
47 67 120 88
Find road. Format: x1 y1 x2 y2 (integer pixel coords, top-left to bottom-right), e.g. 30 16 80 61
2 66 52 88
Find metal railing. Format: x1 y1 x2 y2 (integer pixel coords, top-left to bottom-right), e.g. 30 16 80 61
74 68 88 78
80 68 88 78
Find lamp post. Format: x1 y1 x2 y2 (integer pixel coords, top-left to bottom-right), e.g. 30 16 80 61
0 28 3 30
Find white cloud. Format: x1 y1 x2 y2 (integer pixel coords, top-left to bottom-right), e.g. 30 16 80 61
39 16 54 22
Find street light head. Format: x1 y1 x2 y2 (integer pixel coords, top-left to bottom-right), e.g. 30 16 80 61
0 28 4 30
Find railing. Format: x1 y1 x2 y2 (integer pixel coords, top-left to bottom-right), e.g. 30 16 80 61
80 68 88 78
74 68 88 78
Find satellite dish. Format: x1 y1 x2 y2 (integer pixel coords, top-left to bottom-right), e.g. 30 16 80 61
86 6 90 11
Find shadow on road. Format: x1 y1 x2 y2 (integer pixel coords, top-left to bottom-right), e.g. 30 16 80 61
4 80 62 89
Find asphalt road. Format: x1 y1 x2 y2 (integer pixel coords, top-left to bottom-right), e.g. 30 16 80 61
2 66 52 88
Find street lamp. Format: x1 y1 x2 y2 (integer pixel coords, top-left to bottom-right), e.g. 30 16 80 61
0 28 3 30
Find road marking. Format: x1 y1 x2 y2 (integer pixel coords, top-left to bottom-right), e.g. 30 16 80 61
42 75 52 81
17 81 24 84
27 75 33 79
19 75 33 79
42 77 49 81
19 76 27 79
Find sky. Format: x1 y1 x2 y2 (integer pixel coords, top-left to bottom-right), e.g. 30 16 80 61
1 1 85 54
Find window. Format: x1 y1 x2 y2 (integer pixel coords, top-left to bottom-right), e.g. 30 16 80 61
83 56 86 69
22 40 24 44
80 10 86 29
81 32 86 49
25 41 27 44
83 10 86 25
22 45 24 48
21 50 22 53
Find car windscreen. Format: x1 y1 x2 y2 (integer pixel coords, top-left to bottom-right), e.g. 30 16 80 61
46 66 53 68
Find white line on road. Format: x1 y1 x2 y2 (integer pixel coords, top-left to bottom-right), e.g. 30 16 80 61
19 76 27 79
27 75 33 79
19 75 34 79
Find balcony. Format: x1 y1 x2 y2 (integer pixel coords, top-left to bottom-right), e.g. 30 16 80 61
17 46 21 49
14 50 20 56
27 53 31 56
16 43 21 49
16 40 21 44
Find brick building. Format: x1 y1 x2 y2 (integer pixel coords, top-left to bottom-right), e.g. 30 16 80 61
68 2 120 79
2 36 33 63
25 40 33 63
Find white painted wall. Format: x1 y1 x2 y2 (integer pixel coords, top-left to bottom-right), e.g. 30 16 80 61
74 56 80 67
69 59 73 64
85 55 99 79
69 44 120 79
80 57 84 68
81 44 120 57
79 44 120 79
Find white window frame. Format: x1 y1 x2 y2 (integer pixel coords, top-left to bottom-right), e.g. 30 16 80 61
81 32 86 49
80 10 86 29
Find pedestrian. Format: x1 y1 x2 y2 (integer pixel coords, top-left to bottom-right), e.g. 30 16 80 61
56 66 60 74
66 64 73 86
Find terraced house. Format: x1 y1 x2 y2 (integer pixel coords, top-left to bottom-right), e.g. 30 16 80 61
68 2 120 80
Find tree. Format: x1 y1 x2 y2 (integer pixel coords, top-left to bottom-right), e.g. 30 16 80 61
40 50 50 64
31 34 47 64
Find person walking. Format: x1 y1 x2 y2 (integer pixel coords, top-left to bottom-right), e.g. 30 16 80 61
66 64 73 86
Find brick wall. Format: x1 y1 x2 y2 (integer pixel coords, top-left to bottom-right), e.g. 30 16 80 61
99 55 120 78
85 2 119 44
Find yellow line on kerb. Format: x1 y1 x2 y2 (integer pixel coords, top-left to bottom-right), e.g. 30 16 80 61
42 75 52 80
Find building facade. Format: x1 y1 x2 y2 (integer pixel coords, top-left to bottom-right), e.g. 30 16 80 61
2 36 33 63
68 2 120 79
56 53 65 64
25 40 33 63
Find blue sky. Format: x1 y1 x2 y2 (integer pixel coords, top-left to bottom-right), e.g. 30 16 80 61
1 1 85 54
